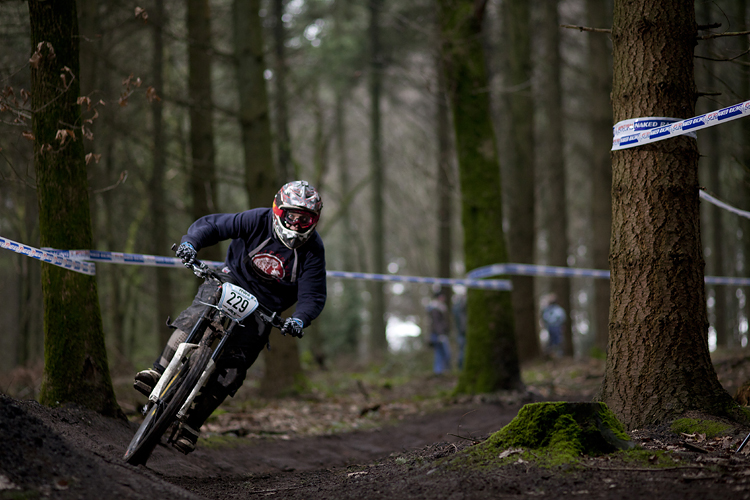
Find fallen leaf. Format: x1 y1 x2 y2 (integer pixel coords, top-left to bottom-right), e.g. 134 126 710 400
85 153 102 165
498 448 524 459
22 131 34 141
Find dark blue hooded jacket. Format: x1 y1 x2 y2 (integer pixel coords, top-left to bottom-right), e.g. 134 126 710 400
180 208 326 327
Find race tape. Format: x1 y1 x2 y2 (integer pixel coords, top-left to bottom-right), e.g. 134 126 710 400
467 263 610 280
19 247 514 290
467 263 750 286
699 189 750 220
5 239 750 287
49 249 224 269
0 237 96 275
612 100 750 151
325 270 512 290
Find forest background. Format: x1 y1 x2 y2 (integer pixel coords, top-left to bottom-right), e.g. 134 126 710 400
1 0 749 393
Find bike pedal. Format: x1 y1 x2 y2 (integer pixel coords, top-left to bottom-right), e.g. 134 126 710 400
134 380 153 397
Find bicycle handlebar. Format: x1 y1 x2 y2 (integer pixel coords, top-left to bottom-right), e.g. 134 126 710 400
171 244 285 330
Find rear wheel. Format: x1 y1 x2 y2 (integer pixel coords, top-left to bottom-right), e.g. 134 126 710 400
123 344 212 465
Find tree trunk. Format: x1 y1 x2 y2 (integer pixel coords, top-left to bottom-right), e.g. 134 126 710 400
272 0 293 183
599 0 733 429
368 0 387 357
587 0 613 355
438 0 523 393
739 0 750 344
538 0 572 357
436 50 453 298
503 0 537 362
187 0 220 261
150 0 174 349
233 0 277 208
28 0 122 418
233 0 303 396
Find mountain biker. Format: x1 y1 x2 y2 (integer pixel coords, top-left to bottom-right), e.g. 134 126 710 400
134 180 326 454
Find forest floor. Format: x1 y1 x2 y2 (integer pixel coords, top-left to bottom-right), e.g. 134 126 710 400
4 351 750 499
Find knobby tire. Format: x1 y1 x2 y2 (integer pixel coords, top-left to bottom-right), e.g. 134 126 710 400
123 344 212 465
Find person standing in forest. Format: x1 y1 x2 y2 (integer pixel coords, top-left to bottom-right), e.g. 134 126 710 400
541 294 566 358
133 180 326 454
427 290 451 375
452 291 467 370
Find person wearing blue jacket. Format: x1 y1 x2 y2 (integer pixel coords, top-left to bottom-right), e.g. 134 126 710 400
134 180 326 453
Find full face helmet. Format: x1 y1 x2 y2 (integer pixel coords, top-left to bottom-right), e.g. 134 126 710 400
272 180 322 249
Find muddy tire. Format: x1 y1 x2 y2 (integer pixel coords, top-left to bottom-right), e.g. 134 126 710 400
123 344 212 466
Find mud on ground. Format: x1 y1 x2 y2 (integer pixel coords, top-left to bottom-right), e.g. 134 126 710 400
3 354 750 499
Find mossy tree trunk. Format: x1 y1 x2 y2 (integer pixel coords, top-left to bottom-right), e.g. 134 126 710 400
599 0 733 429
503 0 538 362
368 0 388 358
438 0 523 393
28 0 121 417
233 0 303 396
187 0 220 262
233 0 277 207
150 0 174 349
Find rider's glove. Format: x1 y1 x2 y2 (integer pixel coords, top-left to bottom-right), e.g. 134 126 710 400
176 242 197 267
281 318 304 338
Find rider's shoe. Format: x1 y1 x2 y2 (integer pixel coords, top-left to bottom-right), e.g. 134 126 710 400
133 369 161 397
173 424 200 454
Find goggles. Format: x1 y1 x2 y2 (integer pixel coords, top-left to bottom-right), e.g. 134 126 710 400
280 208 317 231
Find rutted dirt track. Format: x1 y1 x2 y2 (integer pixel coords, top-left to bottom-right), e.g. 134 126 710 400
5 356 750 499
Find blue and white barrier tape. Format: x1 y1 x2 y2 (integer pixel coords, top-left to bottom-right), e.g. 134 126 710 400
5 238 750 287
699 189 750 220
612 100 750 151
0 237 96 275
467 263 610 280
49 249 224 269
325 270 511 290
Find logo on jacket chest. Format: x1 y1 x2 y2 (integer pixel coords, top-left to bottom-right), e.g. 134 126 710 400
251 252 286 280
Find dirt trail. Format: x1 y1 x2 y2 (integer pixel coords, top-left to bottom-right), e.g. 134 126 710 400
0 393 526 499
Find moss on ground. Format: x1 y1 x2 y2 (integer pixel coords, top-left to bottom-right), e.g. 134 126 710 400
670 418 732 438
459 402 634 468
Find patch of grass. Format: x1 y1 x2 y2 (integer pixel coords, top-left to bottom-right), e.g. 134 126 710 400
670 418 732 438
615 448 679 468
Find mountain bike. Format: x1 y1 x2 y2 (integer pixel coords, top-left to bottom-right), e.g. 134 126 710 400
123 251 285 466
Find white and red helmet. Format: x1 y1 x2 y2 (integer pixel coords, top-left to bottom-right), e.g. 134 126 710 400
272 180 322 249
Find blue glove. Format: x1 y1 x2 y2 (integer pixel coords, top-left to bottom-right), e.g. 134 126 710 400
176 242 197 267
281 318 304 338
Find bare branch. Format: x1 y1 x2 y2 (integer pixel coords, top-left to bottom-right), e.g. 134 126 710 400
560 24 611 34
698 30 750 40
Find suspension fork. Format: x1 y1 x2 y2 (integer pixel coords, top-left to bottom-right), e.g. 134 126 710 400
177 320 237 420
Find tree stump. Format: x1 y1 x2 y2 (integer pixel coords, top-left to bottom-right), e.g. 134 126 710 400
479 402 634 462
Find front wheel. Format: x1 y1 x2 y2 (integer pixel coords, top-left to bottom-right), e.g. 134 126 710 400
123 344 212 465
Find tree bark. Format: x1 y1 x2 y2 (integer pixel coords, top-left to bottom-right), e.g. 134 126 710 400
503 0 537 362
187 0 220 261
439 0 523 393
600 0 734 429
233 0 277 208
436 50 453 297
538 0 572 357
28 0 122 417
587 0 613 355
150 0 174 349
272 0 293 183
368 0 388 357
233 0 303 396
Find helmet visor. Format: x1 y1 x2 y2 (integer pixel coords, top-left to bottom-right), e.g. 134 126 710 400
280 209 318 231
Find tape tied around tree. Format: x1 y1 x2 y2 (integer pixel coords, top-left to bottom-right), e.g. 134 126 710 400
612 100 750 150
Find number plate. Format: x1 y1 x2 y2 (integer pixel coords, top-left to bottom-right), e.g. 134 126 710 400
218 283 259 321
